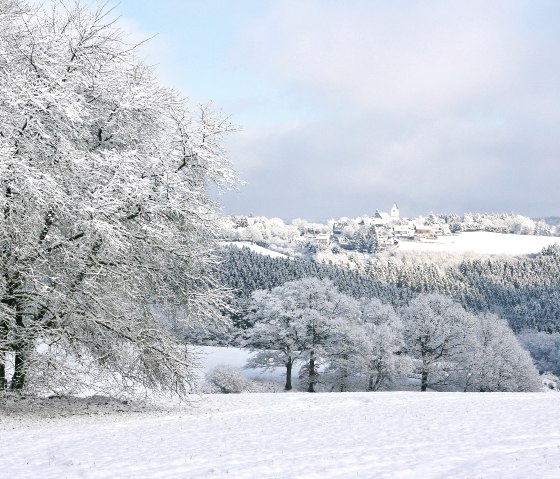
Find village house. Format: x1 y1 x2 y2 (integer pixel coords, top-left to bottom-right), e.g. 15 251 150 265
414 224 437 239
315 233 332 245
393 222 415 239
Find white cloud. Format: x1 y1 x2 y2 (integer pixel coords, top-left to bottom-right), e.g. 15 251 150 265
222 0 560 218
240 0 522 114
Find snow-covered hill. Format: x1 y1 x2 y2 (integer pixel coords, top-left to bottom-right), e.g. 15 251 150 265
225 232 560 259
3 392 560 478
397 231 560 255
221 241 292 259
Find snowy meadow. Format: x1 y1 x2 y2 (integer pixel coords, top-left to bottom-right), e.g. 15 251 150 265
2 392 560 478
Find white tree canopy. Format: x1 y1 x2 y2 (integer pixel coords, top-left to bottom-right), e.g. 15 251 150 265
461 314 541 392
245 278 359 391
0 0 235 395
402 294 477 391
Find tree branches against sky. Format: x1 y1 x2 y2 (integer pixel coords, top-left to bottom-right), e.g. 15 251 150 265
85 0 560 220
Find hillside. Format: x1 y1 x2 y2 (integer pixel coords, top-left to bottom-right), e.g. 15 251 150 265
397 231 560 255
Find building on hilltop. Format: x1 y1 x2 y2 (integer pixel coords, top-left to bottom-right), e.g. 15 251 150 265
373 209 392 226
390 203 400 221
373 204 400 226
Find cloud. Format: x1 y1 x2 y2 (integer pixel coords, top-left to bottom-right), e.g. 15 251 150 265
240 0 522 113
220 0 560 218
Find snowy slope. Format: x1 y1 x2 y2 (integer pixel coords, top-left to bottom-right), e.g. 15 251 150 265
397 231 560 255
225 233 560 259
2 392 560 478
221 241 291 259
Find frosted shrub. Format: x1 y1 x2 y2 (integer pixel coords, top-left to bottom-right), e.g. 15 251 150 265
541 373 560 391
205 365 248 394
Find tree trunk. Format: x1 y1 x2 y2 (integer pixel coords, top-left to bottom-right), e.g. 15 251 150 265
307 351 316 393
11 349 26 390
0 323 7 390
285 358 293 391
368 372 382 392
10 307 27 390
0 355 5 390
421 370 429 392
420 349 429 392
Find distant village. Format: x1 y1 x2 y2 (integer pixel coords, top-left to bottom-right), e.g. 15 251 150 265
224 206 556 256
308 204 451 251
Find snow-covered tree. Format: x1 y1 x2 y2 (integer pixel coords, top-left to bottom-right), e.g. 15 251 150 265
0 1 234 395
245 278 359 391
518 331 560 376
402 294 477 391
359 299 410 391
322 321 368 392
244 287 305 391
460 314 541 392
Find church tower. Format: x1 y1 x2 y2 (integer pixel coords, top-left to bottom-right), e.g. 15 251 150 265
390 203 400 221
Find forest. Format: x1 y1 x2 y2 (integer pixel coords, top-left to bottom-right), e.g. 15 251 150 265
217 244 560 334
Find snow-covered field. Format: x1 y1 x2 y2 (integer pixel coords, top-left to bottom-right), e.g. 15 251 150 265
222 241 291 259
397 231 560 255
2 392 560 478
225 233 560 259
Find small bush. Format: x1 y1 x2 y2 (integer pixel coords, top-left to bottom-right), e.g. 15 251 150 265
542 373 560 391
204 364 248 394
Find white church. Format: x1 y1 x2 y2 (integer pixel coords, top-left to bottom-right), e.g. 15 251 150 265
372 203 400 226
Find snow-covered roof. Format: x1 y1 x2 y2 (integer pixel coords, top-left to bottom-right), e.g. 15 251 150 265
414 224 435 231
374 210 391 220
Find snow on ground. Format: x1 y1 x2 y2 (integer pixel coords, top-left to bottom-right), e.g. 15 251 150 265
398 231 560 255
221 241 291 259
2 392 560 478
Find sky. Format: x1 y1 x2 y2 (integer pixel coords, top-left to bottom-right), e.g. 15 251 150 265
86 0 560 221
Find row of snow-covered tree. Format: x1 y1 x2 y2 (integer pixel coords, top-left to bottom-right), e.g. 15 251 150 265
241 278 541 392
438 212 557 236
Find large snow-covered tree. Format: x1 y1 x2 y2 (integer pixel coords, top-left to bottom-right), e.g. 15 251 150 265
244 287 305 391
402 294 477 391
358 299 410 391
245 278 359 391
0 1 234 395
459 314 541 392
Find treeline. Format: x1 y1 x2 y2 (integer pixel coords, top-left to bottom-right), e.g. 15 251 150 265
428 212 556 235
242 279 540 393
217 246 414 329
217 244 560 333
